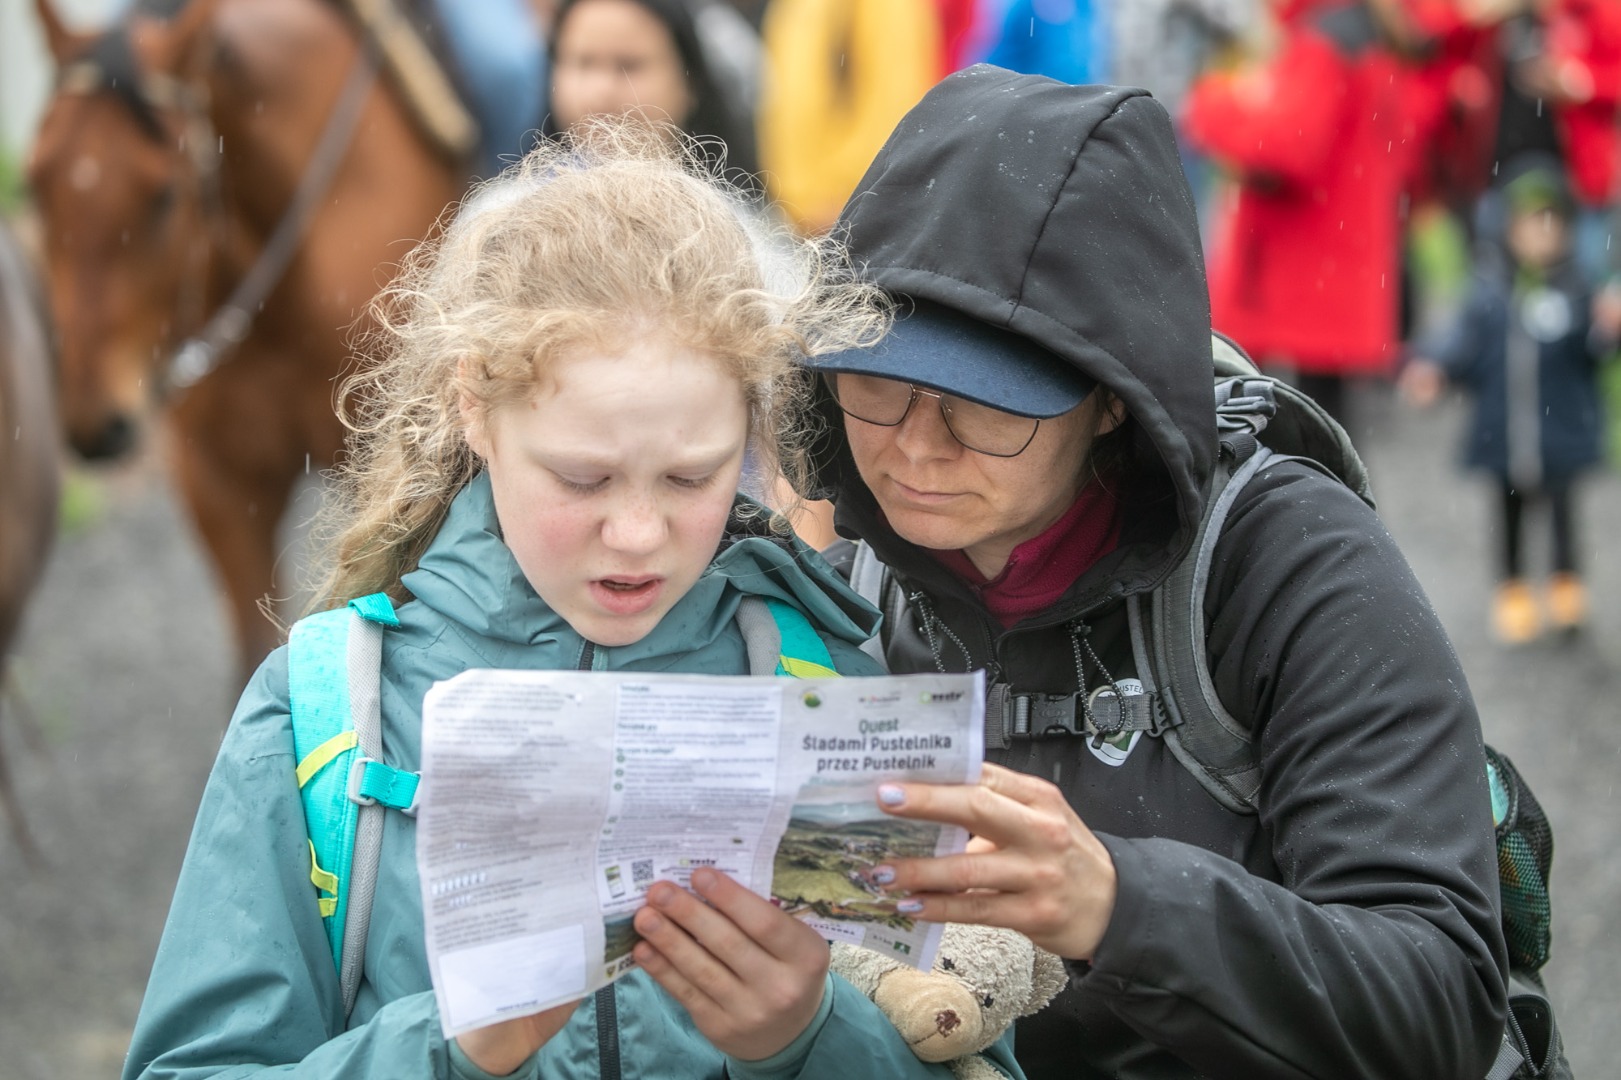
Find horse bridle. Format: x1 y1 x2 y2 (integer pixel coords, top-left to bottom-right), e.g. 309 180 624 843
54 26 224 361
52 21 380 395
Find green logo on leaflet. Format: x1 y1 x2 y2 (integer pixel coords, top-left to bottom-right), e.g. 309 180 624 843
919 690 963 703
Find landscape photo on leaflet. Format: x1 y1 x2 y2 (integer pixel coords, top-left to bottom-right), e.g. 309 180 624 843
603 914 639 977
770 802 944 930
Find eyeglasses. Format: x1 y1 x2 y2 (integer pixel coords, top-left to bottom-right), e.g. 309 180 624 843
827 373 1040 457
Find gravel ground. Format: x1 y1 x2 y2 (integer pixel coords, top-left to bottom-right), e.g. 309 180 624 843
0 385 1615 1079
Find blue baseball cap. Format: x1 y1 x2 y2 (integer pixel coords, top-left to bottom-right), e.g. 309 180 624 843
810 300 1096 419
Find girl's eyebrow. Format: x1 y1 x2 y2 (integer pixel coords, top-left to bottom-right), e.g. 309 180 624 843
534 443 742 473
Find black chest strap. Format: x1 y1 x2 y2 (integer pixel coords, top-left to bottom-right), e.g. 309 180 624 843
984 680 1174 750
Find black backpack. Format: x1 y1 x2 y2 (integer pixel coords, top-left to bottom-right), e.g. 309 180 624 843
847 334 1571 1080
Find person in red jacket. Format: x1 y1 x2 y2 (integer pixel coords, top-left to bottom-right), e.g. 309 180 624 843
1493 0 1621 279
1402 1 1621 257
1184 0 1408 426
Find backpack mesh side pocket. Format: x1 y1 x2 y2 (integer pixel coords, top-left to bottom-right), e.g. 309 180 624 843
1486 746 1553 973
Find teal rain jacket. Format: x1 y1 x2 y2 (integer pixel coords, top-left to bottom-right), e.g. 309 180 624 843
122 474 1023 1079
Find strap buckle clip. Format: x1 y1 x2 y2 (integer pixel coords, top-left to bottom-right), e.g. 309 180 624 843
1013 692 1085 738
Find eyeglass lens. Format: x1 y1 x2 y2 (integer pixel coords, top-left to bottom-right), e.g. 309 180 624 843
829 373 1039 457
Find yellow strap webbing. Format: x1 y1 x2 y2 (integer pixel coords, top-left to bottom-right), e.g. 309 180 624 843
296 730 359 789
781 656 839 680
308 840 339 917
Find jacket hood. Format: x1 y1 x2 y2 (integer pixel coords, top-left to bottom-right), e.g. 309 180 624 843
811 66 1215 609
401 472 880 666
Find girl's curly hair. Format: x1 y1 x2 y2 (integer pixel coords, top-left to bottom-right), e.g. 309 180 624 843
309 118 889 610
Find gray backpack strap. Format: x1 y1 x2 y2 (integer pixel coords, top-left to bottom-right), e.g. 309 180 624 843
1149 446 1274 814
1486 1035 1526 1080
848 540 896 664
733 596 783 676
1493 968 1571 1080
1083 339 1372 815
1144 360 1375 816
339 610 387 1019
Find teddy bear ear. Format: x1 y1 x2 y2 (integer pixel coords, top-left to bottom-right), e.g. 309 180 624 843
1024 947 1070 1015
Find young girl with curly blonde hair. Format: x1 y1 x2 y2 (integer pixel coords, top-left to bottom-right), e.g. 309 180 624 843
121 123 1011 1080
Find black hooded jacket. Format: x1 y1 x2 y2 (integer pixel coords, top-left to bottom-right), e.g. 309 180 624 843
815 67 1508 1080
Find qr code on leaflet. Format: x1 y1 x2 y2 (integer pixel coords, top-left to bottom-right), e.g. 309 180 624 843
632 859 654 889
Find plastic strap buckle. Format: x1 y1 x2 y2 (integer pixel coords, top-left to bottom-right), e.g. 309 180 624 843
347 756 421 817
1013 693 1084 738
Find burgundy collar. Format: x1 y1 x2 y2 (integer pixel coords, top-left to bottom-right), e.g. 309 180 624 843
928 481 1121 628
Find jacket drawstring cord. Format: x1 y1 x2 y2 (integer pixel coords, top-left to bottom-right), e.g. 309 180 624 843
1068 619 1126 748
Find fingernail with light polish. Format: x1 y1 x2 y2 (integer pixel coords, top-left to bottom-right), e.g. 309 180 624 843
896 899 924 914
870 865 896 886
878 784 905 806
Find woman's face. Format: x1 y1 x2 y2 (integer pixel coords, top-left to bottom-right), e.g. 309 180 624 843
550 0 694 133
842 380 1108 578
466 336 748 647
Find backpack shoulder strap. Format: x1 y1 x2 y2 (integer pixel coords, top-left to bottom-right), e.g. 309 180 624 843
735 595 841 677
1139 340 1373 815
288 592 407 1020
289 606 363 952
849 540 903 665
1138 444 1273 814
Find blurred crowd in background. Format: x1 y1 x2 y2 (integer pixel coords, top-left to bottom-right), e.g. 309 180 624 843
3 0 1618 646
483 0 1620 647
404 0 1621 641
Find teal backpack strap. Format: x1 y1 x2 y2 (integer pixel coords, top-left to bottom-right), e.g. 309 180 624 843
289 592 408 1020
734 596 840 678
289 608 361 957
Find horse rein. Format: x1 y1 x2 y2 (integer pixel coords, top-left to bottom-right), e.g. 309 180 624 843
52 22 381 395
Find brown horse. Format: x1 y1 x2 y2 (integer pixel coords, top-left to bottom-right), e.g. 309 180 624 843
0 216 60 858
28 0 465 680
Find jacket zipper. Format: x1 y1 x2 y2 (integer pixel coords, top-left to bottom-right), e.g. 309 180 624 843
595 985 621 1080
579 639 621 1080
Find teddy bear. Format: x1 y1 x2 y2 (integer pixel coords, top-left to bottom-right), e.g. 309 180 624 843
828 924 1069 1080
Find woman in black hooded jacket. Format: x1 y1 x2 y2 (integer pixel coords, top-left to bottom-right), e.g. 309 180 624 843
805 65 1509 1080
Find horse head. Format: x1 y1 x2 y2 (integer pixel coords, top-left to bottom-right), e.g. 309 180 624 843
28 0 224 460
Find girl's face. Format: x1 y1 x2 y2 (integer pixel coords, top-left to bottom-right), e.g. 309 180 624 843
466 337 748 647
843 383 1109 578
550 0 694 133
